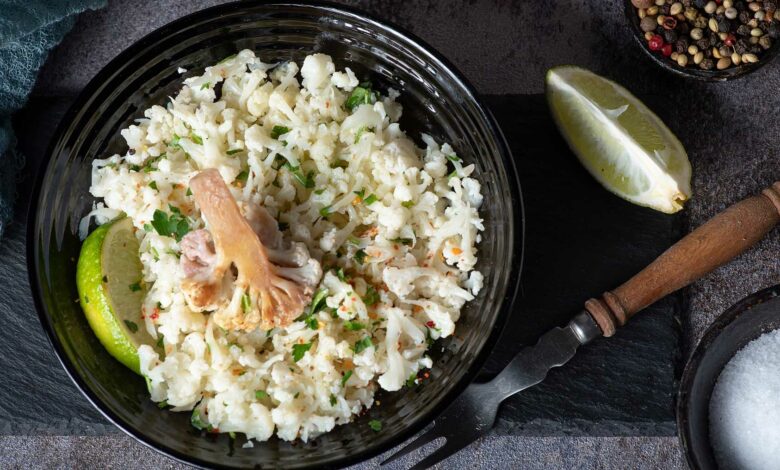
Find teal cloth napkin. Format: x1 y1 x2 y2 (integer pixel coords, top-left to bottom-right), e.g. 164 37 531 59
0 0 105 238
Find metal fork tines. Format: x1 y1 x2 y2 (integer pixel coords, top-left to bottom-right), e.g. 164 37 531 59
380 382 501 470
380 311 601 469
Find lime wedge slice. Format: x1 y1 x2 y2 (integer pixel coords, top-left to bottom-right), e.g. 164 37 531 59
76 217 154 374
546 66 691 213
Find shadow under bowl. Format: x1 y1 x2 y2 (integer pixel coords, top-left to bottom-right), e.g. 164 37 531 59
677 284 780 469
26 1 523 468
624 0 780 81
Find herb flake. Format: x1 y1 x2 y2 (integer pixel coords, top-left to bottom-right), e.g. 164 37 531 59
292 342 312 362
341 370 353 387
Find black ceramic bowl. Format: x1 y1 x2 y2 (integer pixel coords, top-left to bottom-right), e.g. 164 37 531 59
27 1 523 468
623 0 780 81
678 285 780 469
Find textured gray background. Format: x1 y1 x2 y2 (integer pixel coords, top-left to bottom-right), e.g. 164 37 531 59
6 0 780 467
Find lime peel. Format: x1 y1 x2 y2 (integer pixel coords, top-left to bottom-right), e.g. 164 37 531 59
76 217 155 374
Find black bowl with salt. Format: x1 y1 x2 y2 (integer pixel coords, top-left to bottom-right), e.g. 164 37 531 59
678 285 780 470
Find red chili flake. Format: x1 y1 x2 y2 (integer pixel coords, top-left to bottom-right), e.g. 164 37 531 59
426 321 436 328
648 34 664 51
661 43 673 57
423 372 430 379
150 311 159 321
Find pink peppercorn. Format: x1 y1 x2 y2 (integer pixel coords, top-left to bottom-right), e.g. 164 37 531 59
648 34 664 51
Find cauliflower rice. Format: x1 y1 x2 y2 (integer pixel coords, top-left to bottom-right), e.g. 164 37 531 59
84 50 484 443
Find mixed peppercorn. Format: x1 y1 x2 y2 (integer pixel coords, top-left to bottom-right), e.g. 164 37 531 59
631 0 780 71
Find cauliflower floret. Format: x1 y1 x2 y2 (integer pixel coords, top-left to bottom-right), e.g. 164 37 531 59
300 53 335 92
377 308 427 391
331 67 359 90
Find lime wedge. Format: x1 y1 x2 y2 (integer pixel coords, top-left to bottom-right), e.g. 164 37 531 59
546 66 691 213
76 217 153 374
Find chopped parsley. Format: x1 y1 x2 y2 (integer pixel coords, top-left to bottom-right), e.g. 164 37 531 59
353 337 373 354
124 320 139 333
200 82 210 90
344 320 365 331
446 154 462 163
345 83 379 111
278 221 289 231
241 293 251 312
151 208 190 241
292 342 312 362
341 370 353 387
335 267 347 282
157 400 168 409
281 162 315 188
186 187 192 196
448 169 458 179
156 334 164 349
271 125 290 139
354 249 367 265
143 223 153 232
330 159 349 169
148 181 158 191
169 134 182 150
314 189 326 195
363 194 378 205
406 373 418 388
319 205 332 218
255 390 268 399
401 200 415 208
368 419 382 432
353 188 365 199
235 170 249 184
129 282 142 292
142 155 163 173
304 315 319 330
354 126 372 144
226 148 242 155
191 409 212 431
293 392 300 399
190 133 203 145
330 394 337 406
390 237 414 246
309 288 329 316
362 286 380 306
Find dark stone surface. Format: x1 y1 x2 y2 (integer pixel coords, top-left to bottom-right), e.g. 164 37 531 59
7 0 780 466
5 90 681 441
482 95 682 436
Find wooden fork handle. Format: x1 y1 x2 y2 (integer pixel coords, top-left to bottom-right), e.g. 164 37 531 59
586 182 780 337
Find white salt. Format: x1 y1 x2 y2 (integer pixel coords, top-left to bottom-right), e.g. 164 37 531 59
710 328 780 470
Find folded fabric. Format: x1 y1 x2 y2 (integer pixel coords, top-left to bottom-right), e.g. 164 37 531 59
0 0 106 238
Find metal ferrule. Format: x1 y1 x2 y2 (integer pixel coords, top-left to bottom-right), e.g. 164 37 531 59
568 311 603 345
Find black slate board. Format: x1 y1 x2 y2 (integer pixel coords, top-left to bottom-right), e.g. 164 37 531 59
1 94 681 436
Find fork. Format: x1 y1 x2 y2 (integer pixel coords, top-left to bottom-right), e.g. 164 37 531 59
381 181 780 469
380 312 600 469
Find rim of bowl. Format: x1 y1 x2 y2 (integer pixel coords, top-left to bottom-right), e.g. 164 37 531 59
25 1 524 468
623 0 780 81
676 284 780 470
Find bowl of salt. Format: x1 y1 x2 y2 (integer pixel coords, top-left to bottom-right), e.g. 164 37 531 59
678 285 780 470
